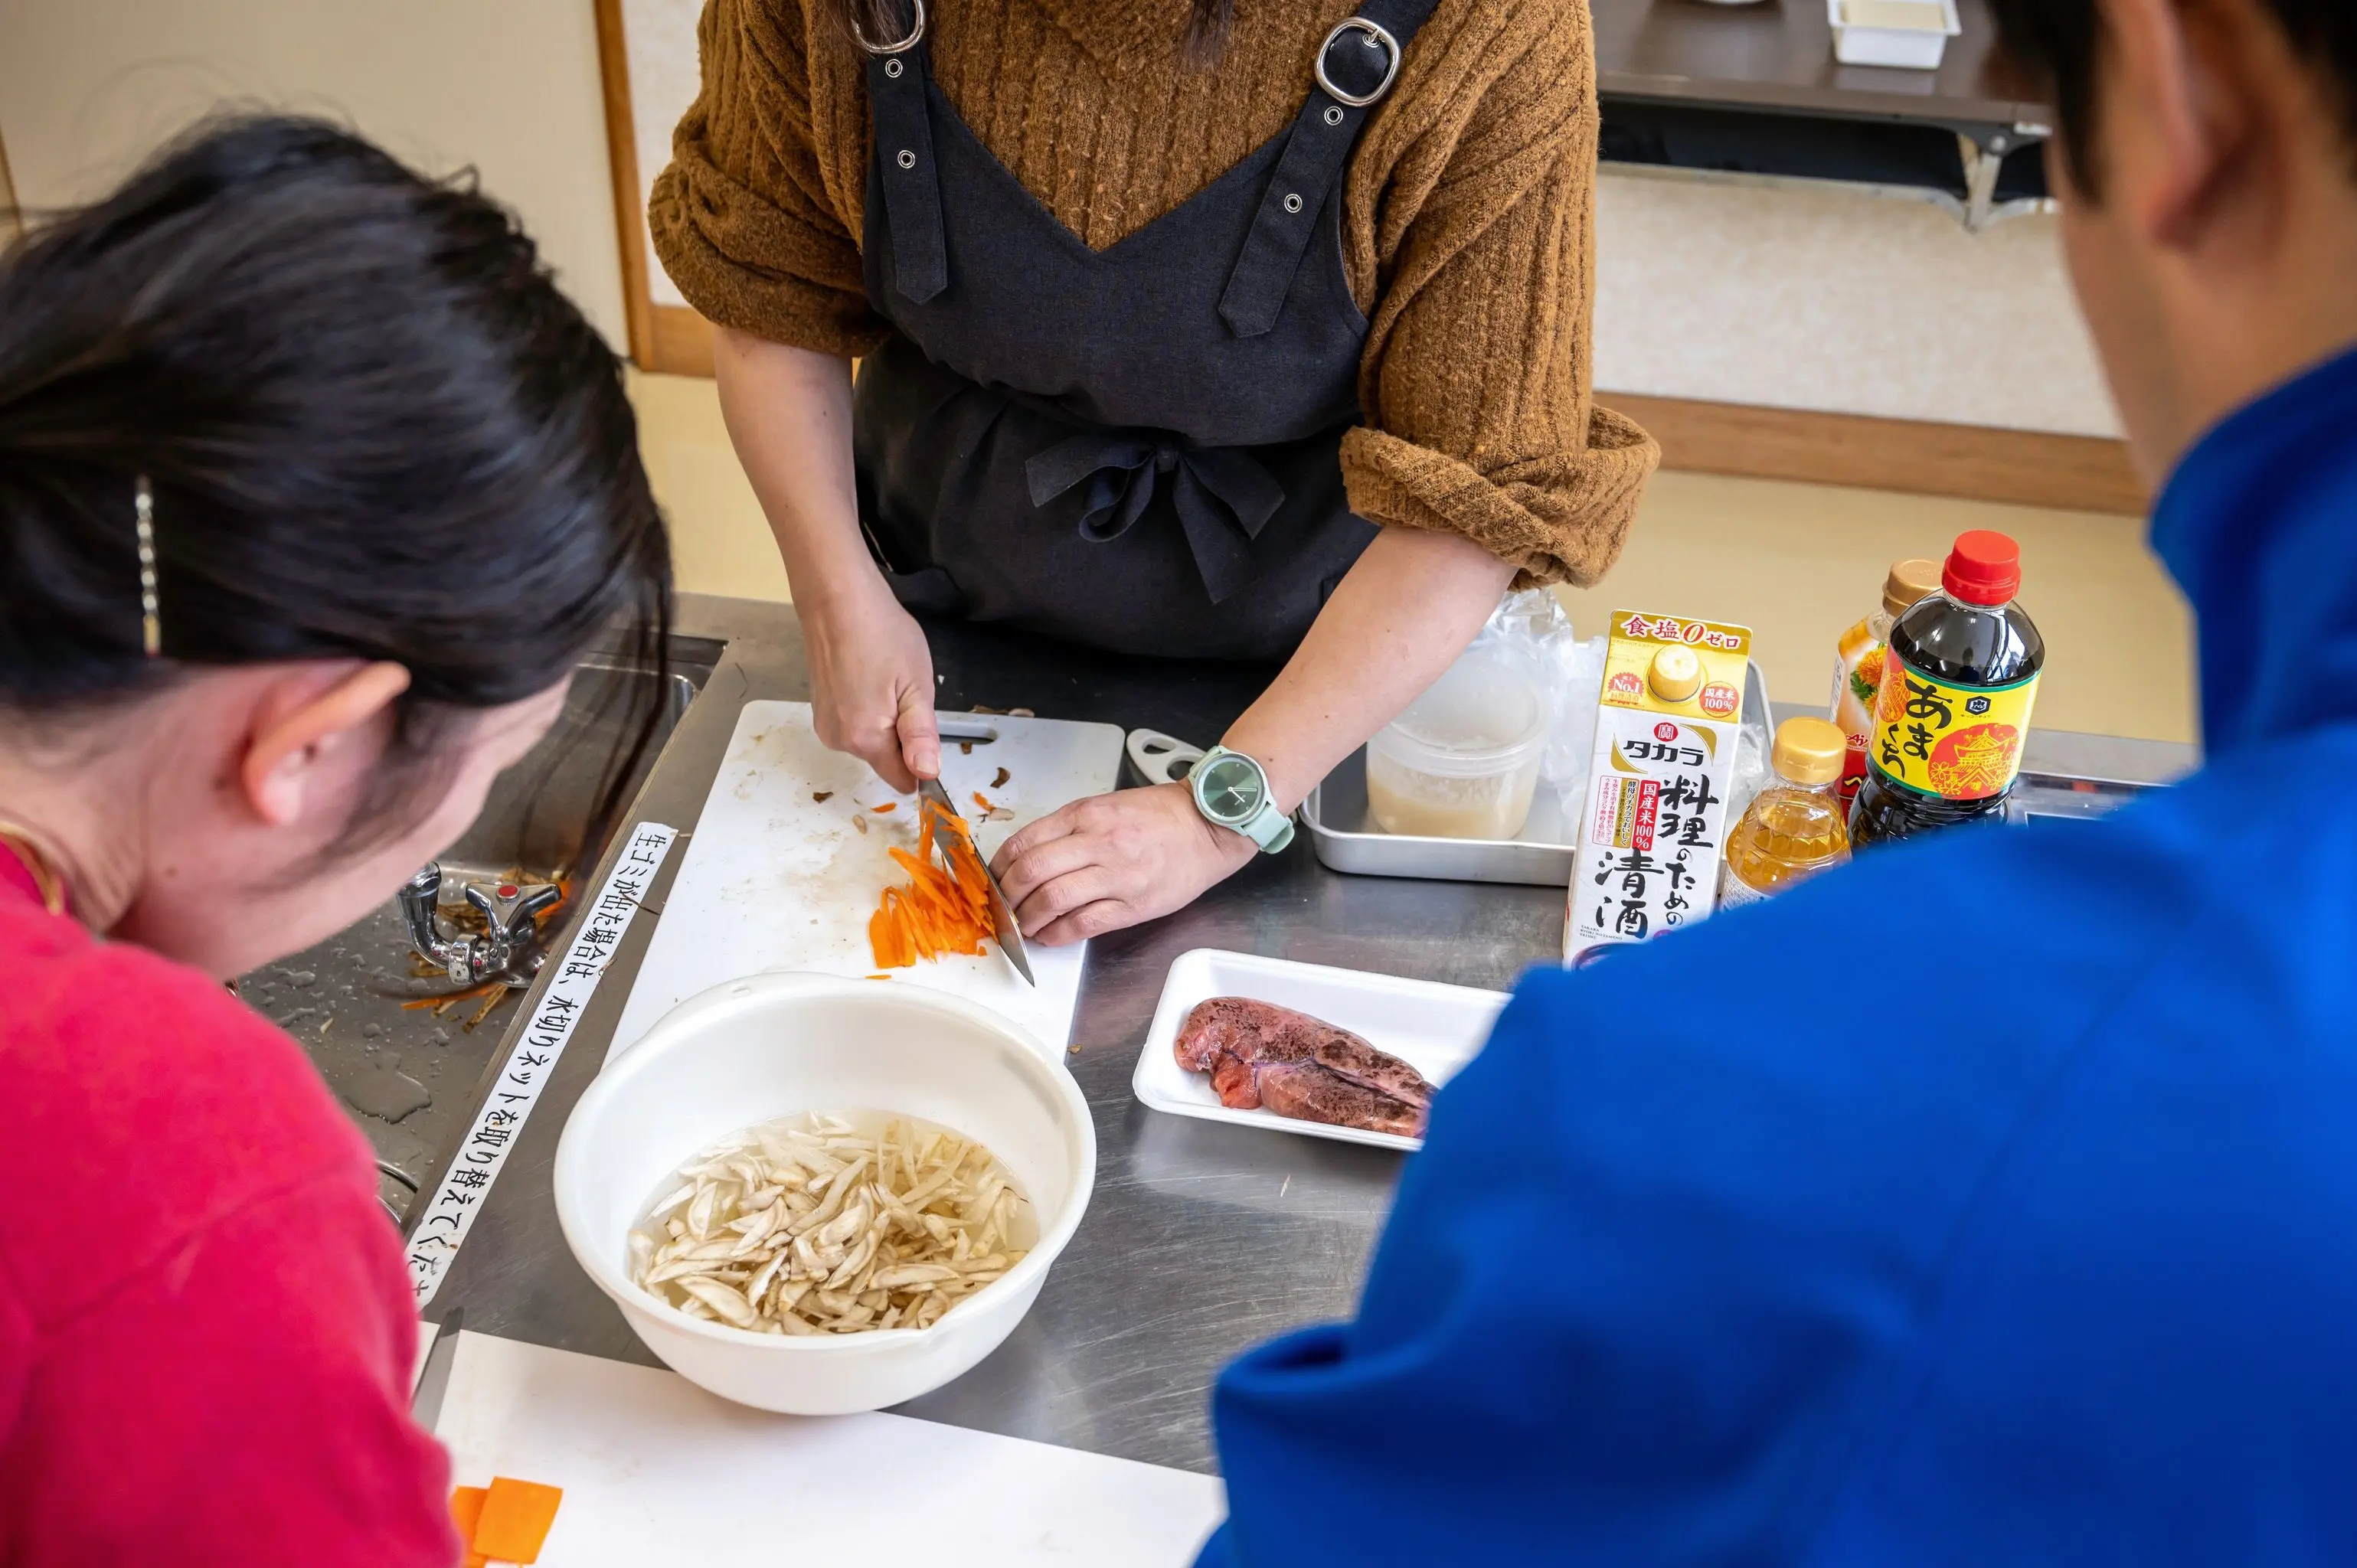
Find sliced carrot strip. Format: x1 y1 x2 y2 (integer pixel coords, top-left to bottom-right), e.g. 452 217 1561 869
450 1485 487 1543
868 797 997 970
473 1476 563 1564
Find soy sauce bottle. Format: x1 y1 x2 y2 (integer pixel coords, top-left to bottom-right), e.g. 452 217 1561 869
1848 531 2044 848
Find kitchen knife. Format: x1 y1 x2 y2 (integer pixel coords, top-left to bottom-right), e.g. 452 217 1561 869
917 778 1036 986
410 1306 462 1433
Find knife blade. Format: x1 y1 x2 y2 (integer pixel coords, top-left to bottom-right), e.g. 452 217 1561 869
917 778 1036 986
410 1306 462 1433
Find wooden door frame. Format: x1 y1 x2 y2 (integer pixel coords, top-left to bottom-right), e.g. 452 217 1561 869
593 0 716 375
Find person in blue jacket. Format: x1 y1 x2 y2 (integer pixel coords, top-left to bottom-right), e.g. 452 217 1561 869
1200 0 2357 1560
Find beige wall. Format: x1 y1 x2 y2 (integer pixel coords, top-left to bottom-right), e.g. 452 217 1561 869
0 0 626 345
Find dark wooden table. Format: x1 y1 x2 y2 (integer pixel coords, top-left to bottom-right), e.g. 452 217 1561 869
1593 0 2048 131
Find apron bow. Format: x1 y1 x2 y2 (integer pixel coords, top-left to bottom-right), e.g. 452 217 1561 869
1024 431 1286 606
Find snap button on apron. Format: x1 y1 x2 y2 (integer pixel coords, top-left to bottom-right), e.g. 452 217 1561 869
853 0 1440 660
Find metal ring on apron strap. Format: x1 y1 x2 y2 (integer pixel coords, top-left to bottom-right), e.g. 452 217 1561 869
852 0 926 55
1314 18 1401 108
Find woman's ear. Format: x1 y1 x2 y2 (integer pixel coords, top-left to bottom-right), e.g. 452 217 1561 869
240 662 414 828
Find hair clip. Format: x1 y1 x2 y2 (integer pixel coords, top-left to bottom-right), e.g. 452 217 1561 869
135 476 160 658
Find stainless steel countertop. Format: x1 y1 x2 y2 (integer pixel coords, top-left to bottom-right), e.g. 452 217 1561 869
413 592 2196 1475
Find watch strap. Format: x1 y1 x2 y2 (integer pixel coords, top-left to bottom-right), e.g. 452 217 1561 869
1244 808 1296 853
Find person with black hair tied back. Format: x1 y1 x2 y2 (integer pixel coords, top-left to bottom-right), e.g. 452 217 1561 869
0 117 671 1563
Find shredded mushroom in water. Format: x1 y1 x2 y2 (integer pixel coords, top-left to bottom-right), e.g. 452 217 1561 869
628 1112 1031 1335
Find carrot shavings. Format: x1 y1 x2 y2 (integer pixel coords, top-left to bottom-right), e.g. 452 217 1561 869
972 791 995 812
867 797 996 970
869 801 897 813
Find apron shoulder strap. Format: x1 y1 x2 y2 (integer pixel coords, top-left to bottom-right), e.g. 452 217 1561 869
864 2 949 304
1218 0 1442 340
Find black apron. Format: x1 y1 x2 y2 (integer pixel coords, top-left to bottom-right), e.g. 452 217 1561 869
852 0 1438 663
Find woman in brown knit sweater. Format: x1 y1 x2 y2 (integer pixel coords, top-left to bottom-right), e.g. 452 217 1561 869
652 0 1656 941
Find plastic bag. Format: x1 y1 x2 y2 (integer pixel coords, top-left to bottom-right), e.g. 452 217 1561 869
1473 590 1598 786
1473 591 1769 846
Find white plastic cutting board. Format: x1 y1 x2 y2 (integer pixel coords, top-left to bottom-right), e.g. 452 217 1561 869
436 1331 1224 1564
610 702 1124 1062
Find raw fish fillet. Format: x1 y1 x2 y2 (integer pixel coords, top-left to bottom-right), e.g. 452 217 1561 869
1177 996 1429 1136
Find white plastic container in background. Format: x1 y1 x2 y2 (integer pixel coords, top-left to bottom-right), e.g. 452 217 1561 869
1366 644 1549 841
1828 0 1960 69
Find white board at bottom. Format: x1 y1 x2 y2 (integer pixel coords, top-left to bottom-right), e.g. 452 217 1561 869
436 1331 1225 1564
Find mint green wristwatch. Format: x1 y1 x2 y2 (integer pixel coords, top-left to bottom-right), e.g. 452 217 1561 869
1188 746 1295 853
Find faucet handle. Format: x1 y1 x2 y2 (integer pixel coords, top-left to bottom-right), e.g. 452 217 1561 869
466 879 563 945
509 883 564 935
402 863 443 906
400 863 474 983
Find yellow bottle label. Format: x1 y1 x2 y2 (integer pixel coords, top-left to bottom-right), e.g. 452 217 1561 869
1868 658 2040 801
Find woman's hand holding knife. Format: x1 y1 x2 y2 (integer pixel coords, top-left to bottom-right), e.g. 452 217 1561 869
714 329 940 792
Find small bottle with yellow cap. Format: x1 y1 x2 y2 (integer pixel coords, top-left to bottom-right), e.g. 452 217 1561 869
1718 717 1852 907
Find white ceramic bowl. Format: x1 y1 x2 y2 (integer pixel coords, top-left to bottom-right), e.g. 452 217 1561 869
554 972 1095 1415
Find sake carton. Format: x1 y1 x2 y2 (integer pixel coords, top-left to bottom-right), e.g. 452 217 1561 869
1564 610 1753 963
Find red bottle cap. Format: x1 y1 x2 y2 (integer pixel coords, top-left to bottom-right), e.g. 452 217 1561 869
1942 530 2022 606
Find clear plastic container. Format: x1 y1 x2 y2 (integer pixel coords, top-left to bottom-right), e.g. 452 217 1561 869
1366 645 1549 841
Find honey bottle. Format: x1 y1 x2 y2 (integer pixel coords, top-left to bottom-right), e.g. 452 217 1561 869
1848 531 2045 848
1829 557 1944 809
1719 717 1852 906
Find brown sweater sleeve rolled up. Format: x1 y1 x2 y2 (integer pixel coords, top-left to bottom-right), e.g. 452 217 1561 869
649 0 1657 587
650 0 885 357
1336 0 1657 587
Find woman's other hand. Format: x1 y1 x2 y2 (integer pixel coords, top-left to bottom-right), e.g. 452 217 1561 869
802 584 940 792
992 783 1256 946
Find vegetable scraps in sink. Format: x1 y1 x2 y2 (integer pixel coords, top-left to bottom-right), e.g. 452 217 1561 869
868 797 995 969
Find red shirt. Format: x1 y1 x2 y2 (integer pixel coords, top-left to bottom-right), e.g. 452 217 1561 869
0 849 457 1565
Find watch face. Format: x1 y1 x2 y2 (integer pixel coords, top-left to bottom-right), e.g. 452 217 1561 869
1196 755 1264 824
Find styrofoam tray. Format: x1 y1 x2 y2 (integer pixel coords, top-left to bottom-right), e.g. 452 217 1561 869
1131 949 1511 1152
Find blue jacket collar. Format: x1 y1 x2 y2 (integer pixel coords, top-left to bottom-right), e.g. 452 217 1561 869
2150 342 2357 755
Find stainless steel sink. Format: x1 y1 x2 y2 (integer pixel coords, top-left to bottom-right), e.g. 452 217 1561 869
238 636 721 1218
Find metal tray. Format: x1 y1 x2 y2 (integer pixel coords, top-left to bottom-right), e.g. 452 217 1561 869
1300 661 1775 887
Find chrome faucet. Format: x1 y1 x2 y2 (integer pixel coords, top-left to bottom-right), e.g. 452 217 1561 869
399 864 563 987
